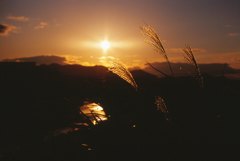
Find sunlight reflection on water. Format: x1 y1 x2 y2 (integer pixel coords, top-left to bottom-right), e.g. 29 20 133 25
80 102 108 125
52 102 108 137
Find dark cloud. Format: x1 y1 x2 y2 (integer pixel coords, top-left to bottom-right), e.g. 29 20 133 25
2 55 67 65
0 23 16 36
143 62 240 78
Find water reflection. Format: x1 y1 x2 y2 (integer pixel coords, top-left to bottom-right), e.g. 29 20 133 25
53 127 80 136
81 144 93 151
80 102 108 125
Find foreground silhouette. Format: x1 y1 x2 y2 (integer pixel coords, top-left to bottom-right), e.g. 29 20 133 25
0 62 239 161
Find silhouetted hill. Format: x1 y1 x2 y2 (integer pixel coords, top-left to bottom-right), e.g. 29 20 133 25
2 55 67 65
40 64 109 78
144 62 240 78
2 55 240 79
0 62 240 161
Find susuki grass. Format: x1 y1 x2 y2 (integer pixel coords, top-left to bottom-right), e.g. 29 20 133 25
140 24 203 87
183 45 204 87
146 62 171 77
155 96 168 113
140 24 174 76
155 96 170 120
107 60 138 90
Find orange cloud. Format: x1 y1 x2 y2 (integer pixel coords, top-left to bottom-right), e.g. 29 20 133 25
227 32 240 37
34 22 48 29
0 23 17 36
7 16 29 22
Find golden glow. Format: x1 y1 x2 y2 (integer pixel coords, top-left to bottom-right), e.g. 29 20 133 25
80 102 108 125
100 40 111 52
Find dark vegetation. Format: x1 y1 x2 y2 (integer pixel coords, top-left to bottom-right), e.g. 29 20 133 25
0 62 240 161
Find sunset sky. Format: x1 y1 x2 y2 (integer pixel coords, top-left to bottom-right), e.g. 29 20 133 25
0 0 240 68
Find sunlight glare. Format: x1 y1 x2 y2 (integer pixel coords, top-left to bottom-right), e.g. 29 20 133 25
100 40 110 52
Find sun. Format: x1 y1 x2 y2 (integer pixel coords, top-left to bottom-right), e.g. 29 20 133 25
100 40 111 52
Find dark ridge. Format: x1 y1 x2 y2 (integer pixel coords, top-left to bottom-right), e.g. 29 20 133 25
0 62 240 161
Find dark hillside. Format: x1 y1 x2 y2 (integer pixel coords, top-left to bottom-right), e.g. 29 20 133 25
0 62 240 161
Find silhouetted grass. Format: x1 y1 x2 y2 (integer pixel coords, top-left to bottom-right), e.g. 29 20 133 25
183 45 204 87
140 24 204 88
107 60 138 90
140 24 174 76
155 96 170 120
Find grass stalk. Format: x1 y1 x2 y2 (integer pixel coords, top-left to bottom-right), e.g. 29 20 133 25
182 45 204 87
140 24 174 76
